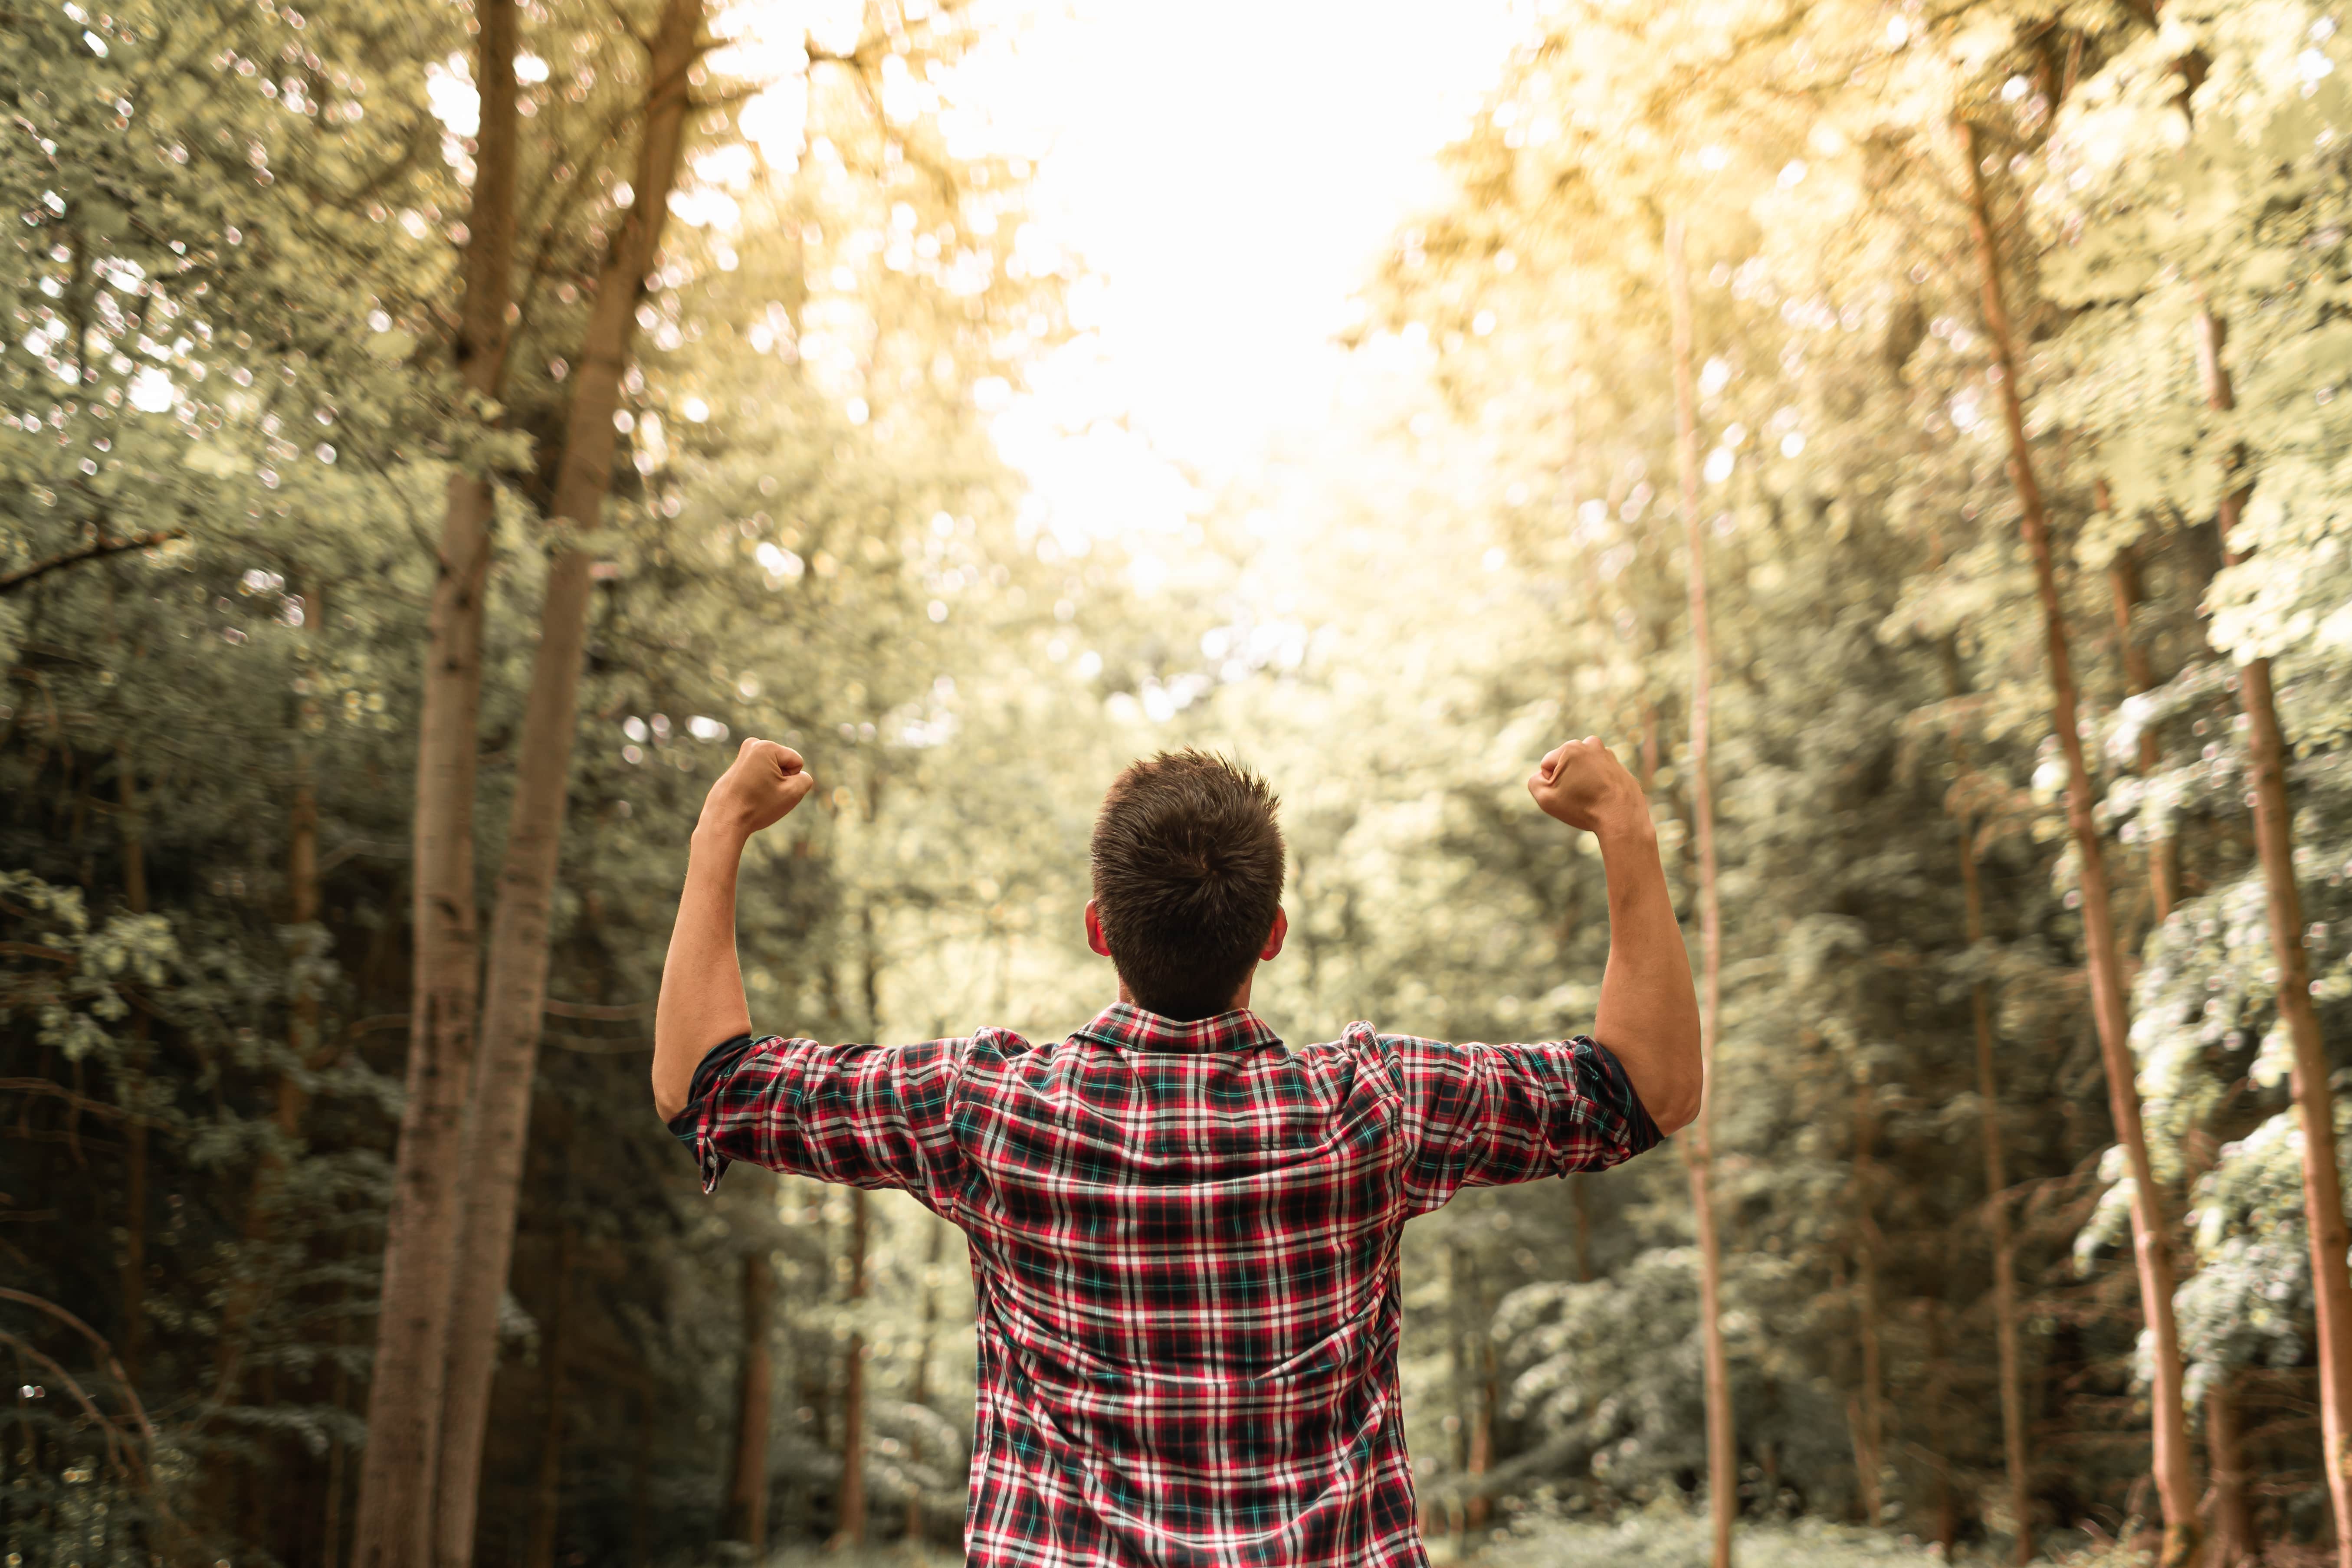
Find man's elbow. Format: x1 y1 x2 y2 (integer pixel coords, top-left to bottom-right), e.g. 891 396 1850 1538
1646 1041 1706 1136
1648 1084 1701 1137
652 1070 688 1126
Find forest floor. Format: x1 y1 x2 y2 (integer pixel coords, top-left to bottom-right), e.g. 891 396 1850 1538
698 1519 1941 1568
1460 1513 2000 1568
709 1517 1958 1568
699 1514 2305 1568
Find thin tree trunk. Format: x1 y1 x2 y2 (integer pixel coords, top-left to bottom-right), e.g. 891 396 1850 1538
1959 118 2199 1568
1442 1240 1471 1551
117 1058 145 1387
631 1385 654 1568
1924 1299 1958 1557
2105 512 2268 1559
2195 306 2352 1568
115 745 146 917
326 1306 350 1568
1668 213 1736 1568
1960 812 2034 1563
1851 1073 1884 1525
354 2 520 1561
831 1187 871 1548
1466 1328 1497 1531
724 1252 775 1548
432 5 705 1561
522 1227 574 1568
905 1209 945 1544
829 902 881 1547
801 1188 834 1453
2202 1346 2260 1554
2204 1374 2260 1567
1447 1239 1496 1532
113 746 146 1387
2105 533 2177 922
246 1365 278 1545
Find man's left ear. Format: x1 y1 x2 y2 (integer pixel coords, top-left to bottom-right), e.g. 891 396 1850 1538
1085 899 1114 959
1260 907 1288 962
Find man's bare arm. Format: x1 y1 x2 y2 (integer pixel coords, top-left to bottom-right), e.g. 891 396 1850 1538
1528 737 1705 1134
653 738 816 1122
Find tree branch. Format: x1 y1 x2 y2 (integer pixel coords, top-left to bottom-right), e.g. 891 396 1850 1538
0 531 184 596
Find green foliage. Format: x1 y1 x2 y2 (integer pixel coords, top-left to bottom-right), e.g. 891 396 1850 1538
0 0 1124 1558
12 0 2352 1555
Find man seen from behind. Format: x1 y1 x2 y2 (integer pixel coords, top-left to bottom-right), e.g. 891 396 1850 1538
653 738 1703 1567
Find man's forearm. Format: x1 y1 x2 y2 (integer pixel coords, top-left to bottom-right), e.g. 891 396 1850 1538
1590 822 1705 1134
653 825 756 1121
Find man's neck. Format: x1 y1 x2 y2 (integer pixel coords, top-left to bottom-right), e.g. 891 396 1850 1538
1108 993 1257 1020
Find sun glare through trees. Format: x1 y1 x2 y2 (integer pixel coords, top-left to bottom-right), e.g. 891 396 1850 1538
6 0 2352 1565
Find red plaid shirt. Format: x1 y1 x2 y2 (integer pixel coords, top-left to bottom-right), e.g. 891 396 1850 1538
669 1003 1662 1566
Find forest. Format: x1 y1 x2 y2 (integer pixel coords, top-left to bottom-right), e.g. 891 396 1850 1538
5 0 2352 1562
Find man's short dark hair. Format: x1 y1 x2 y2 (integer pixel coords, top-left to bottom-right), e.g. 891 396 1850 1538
1089 751 1285 1022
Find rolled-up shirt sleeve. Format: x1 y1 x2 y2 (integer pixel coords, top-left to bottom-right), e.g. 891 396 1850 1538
665 1032 966 1205
1386 1033 1663 1215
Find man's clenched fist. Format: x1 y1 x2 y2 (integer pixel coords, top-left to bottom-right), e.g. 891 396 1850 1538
1527 735 1650 838
697 737 817 841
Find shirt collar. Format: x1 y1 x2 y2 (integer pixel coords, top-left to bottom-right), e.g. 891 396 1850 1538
1071 1002 1284 1054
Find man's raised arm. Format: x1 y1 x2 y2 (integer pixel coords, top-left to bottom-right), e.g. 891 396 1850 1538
1527 737 1704 1134
653 738 816 1122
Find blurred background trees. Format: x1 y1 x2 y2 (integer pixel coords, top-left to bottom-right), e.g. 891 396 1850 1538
10 0 2352 1562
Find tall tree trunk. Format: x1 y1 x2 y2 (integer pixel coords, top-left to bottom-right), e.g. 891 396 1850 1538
831 1188 871 1548
1571 1178 1592 1283
1466 1326 1497 1530
326 1294 351 1568
354 3 520 1561
1959 809 2034 1563
1958 118 2200 1568
905 1209 945 1544
631 1385 654 1568
800 1187 833 1452
2195 306 2352 1568
1923 1299 1959 1557
724 1252 774 1548
1447 1240 1496 1532
2204 1374 2260 1567
522 1227 574 1568
115 745 146 917
1850 1073 1884 1525
217 580 328 1405
2103 505 2270 1560
1441 1241 1472 1550
432 5 705 1561
1668 213 1737 1568
2105 533 2178 923
113 746 146 1387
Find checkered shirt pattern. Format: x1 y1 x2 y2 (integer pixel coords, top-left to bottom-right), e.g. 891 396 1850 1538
668 1003 1663 1567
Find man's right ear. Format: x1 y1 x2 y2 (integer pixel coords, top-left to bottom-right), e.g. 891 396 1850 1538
1084 899 1114 958
1259 906 1288 962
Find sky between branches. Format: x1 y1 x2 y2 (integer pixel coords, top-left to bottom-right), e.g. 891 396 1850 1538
724 0 1528 558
